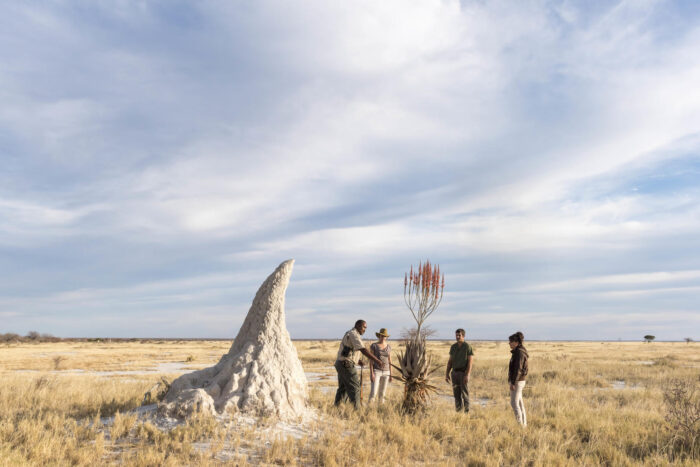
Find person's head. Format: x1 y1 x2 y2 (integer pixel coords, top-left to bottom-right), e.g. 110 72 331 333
354 320 367 335
375 328 390 341
508 331 524 349
455 328 465 343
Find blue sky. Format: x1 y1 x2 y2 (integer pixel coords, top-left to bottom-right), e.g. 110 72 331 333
1 0 699 340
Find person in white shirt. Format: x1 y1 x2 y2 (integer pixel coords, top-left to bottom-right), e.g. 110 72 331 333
369 328 392 404
334 319 383 408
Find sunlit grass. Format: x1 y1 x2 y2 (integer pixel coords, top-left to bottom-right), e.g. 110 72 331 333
0 340 697 465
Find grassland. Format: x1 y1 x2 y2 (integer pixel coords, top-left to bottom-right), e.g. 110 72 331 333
0 339 698 465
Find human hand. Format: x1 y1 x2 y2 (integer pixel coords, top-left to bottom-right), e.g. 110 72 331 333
510 384 515 391
445 375 450 383
358 359 364 367
389 375 393 382
370 373 375 383
463 374 470 385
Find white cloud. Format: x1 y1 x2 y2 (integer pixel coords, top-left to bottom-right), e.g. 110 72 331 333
1 1 699 339
514 270 700 294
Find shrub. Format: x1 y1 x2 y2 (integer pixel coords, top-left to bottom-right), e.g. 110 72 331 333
663 378 700 459
0 333 21 343
26 331 40 340
53 356 67 370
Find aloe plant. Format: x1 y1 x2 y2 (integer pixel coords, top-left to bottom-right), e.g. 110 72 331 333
394 261 444 413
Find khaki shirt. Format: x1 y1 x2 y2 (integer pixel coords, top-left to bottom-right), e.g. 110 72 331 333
336 328 365 363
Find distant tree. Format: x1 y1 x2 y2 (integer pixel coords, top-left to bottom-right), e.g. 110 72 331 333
685 337 693 344
26 331 40 341
0 333 21 343
400 325 438 343
644 335 656 343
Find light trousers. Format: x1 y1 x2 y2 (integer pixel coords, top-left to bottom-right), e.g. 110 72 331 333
369 369 390 402
510 380 527 426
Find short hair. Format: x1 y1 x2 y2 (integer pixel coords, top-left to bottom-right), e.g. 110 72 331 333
455 328 465 336
355 319 366 329
509 331 524 344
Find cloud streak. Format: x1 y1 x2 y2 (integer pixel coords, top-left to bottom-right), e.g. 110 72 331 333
1 1 699 340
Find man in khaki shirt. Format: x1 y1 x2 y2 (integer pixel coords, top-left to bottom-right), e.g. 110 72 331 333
334 319 382 408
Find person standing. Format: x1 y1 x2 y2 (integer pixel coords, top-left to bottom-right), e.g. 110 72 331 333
445 328 474 413
335 320 383 408
369 328 392 404
508 331 528 427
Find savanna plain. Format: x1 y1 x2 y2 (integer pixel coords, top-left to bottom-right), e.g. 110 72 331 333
1 339 698 466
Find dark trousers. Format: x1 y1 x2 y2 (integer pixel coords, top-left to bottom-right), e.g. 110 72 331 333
451 369 469 412
334 359 360 408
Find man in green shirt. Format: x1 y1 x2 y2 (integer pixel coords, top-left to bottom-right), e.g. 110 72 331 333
445 328 474 412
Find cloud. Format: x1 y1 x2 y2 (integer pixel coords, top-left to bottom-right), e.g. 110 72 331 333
516 269 700 292
1 1 699 339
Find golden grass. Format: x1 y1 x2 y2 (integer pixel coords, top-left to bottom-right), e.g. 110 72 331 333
0 340 698 465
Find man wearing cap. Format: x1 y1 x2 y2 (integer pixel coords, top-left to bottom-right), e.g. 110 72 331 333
335 319 383 408
445 328 474 412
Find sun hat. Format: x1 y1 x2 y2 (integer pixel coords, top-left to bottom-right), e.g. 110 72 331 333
375 328 390 338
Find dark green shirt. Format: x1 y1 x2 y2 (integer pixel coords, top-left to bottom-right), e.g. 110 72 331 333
449 342 474 371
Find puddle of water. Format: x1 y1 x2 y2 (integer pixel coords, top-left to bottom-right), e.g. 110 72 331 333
9 361 195 376
435 393 491 407
609 380 642 390
304 372 334 382
156 362 192 373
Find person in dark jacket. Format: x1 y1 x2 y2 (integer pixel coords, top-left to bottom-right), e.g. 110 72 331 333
508 331 528 427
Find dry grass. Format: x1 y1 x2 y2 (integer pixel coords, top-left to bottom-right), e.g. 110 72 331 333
0 339 698 465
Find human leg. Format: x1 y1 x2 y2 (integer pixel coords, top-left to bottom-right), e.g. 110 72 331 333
377 370 390 403
334 360 347 405
344 363 361 408
369 372 379 402
517 381 526 426
462 379 470 412
451 370 466 411
510 381 526 425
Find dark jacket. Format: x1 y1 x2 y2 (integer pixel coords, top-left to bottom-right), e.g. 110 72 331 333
508 345 529 385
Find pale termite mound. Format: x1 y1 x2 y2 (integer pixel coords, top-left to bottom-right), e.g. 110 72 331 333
160 259 308 421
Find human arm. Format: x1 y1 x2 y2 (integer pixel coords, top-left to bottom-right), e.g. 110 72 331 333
347 331 381 367
360 347 382 367
388 353 392 382
510 348 527 389
517 350 528 381
463 355 473 384
445 356 453 383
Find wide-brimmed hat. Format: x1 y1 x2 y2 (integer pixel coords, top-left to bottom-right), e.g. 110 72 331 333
375 328 390 338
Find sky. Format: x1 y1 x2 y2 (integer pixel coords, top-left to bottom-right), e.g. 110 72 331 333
1 0 699 340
